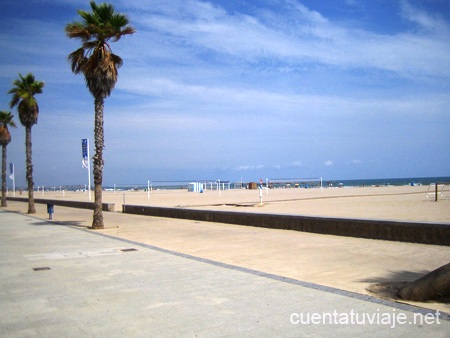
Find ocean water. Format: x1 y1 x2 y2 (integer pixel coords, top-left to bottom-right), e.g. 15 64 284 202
105 176 450 191
334 176 450 187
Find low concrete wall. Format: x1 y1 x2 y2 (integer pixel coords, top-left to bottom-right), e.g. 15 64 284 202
7 197 115 212
122 205 450 246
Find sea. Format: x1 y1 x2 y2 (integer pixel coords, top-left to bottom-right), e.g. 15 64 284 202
329 176 450 187
103 176 450 191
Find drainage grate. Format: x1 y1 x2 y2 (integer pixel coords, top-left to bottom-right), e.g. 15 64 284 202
33 267 51 271
120 248 138 252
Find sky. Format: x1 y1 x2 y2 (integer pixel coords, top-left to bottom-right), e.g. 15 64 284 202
0 0 449 188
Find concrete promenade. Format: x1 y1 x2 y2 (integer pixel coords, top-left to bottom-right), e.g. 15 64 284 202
1 207 449 337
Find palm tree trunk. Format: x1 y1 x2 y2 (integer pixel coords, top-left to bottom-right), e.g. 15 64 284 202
92 97 104 229
25 126 35 214
1 144 7 207
397 262 450 301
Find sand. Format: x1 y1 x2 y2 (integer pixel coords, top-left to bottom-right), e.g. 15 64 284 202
26 184 450 222
3 184 450 313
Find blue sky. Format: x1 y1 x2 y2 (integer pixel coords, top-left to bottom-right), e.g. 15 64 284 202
0 0 449 187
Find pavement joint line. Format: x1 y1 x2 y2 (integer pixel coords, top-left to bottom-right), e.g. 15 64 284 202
3 209 450 321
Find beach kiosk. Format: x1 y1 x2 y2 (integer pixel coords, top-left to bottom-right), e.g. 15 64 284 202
188 182 203 193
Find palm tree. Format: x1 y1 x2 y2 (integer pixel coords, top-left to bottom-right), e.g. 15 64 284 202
8 73 44 214
0 111 16 207
65 1 135 229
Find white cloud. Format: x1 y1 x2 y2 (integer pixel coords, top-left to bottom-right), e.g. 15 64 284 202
324 160 333 166
400 0 449 32
122 0 450 78
234 164 265 171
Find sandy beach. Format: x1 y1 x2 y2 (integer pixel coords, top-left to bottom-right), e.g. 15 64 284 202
21 184 450 223
3 184 450 313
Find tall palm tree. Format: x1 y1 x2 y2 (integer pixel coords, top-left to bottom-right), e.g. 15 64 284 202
8 73 44 214
65 1 135 229
0 111 16 207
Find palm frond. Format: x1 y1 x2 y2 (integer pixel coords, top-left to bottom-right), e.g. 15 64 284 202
110 53 123 68
68 48 87 73
0 111 17 128
66 1 134 97
66 1 134 44
65 22 92 41
8 73 44 127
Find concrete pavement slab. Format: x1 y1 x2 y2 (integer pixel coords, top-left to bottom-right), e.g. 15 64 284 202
0 209 449 337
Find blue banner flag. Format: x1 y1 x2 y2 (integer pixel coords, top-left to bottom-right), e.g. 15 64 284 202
9 162 14 179
81 139 88 169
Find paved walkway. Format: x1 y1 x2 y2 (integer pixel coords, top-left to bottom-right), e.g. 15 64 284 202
0 209 449 337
